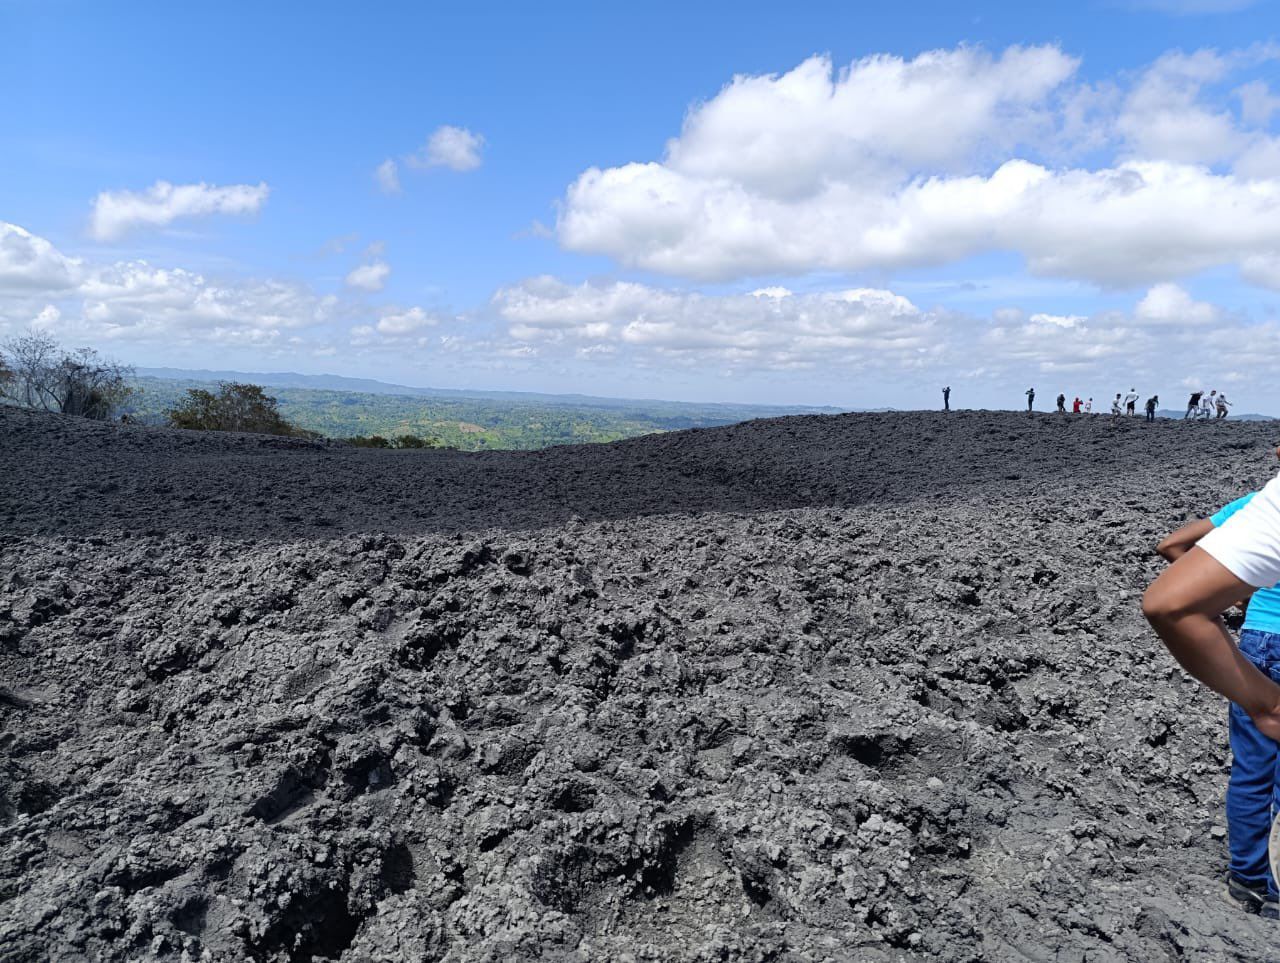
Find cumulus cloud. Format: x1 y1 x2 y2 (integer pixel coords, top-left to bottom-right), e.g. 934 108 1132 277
0 222 82 291
75 262 336 341
88 180 270 241
374 306 437 335
1133 281 1223 325
493 276 937 370
375 159 401 194
0 222 337 347
408 125 485 172
1116 50 1248 164
556 43 1280 289
349 307 441 346
345 260 391 292
487 274 1280 400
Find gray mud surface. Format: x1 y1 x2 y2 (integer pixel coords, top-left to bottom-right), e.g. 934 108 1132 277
3 406 1280 961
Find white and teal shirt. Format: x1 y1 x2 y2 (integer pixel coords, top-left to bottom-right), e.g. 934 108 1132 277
1213 494 1280 634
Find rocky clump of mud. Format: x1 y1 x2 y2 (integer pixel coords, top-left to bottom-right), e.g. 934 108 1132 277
2 406 1279 960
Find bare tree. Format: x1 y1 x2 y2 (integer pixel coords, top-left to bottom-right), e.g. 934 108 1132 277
0 331 135 420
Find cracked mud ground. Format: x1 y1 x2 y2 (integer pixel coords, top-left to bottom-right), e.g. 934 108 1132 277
3 405 1280 961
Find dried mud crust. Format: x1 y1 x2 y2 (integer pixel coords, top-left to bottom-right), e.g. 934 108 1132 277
1 407 1279 960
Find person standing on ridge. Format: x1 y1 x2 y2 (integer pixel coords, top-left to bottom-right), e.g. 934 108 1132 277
1145 395 1159 422
1187 390 1203 419
1218 392 1233 420
1085 397 1093 414
1057 392 1067 414
1026 387 1035 412
1203 391 1218 420
1072 397 1082 414
1149 480 1280 919
1125 388 1139 416
943 386 950 411
1111 393 1123 420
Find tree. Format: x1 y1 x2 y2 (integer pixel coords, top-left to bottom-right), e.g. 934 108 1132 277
0 331 135 420
345 433 438 449
392 434 435 448
165 382 306 437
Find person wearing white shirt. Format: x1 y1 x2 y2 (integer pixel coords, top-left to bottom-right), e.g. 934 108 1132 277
1124 388 1139 416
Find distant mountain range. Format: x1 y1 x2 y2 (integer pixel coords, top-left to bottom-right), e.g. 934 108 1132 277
129 368 848 450
136 367 841 416
1153 408 1275 422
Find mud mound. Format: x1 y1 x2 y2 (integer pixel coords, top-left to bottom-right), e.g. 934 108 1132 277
2 408 1279 960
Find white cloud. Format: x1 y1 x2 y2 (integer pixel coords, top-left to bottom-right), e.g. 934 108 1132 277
375 159 401 194
1028 312 1086 328
88 180 270 241
493 276 935 370
562 157 1280 286
348 307 443 347
0 222 82 291
663 47 1078 196
76 262 336 339
556 44 1280 289
1237 79 1280 126
0 222 337 347
345 260 391 291
408 125 485 172
375 306 437 335
487 274 1280 400
1116 50 1247 165
1133 281 1223 325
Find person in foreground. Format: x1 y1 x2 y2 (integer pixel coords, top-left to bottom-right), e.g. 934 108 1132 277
1154 490 1280 917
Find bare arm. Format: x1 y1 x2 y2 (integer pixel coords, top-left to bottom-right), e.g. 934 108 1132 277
1156 518 1214 562
1143 547 1280 738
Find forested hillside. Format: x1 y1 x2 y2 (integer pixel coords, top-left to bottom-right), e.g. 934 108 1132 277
124 374 841 449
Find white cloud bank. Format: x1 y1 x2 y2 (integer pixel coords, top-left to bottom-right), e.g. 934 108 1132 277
88 180 270 241
6 219 1278 403
0 221 348 349
489 274 1277 394
557 44 1280 288
493 276 935 370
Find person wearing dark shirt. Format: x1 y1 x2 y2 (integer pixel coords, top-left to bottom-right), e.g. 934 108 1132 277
1145 395 1158 422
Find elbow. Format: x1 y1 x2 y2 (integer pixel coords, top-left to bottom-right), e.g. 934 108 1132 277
1154 539 1176 561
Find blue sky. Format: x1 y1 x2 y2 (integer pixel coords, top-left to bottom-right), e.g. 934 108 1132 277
3 0 1280 409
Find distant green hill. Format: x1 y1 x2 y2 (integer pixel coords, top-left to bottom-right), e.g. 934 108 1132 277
125 370 845 451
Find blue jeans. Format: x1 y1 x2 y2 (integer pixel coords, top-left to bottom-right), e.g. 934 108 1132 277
1228 629 1280 896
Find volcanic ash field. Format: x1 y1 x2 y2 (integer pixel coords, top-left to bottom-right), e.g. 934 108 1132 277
4 405 1280 961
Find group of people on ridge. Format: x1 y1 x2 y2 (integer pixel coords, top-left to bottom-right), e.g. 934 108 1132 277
1043 388 1159 421
1185 389 1233 419
939 386 1236 422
